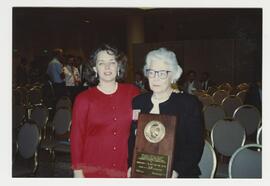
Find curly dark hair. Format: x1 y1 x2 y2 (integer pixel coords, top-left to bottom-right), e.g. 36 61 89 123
87 44 127 85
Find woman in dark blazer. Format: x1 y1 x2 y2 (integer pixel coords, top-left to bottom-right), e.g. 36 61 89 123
128 48 204 178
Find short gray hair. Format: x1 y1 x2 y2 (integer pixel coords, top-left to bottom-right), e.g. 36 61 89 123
143 48 183 83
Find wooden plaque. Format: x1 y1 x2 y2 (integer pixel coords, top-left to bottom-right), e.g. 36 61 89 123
131 113 177 178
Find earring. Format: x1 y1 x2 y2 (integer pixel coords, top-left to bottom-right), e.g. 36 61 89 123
95 72 97 78
117 70 120 77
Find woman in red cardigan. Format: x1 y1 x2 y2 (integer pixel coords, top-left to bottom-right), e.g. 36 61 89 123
70 44 140 178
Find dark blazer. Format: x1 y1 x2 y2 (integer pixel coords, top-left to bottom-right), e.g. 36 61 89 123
128 92 204 178
183 80 202 94
200 79 215 91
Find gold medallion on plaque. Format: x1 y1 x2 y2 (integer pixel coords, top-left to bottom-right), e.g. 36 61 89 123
144 120 166 143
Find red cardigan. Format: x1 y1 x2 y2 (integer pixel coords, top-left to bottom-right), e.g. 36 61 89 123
70 83 140 177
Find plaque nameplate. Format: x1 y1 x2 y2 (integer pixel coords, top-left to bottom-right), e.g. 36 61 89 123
134 152 168 177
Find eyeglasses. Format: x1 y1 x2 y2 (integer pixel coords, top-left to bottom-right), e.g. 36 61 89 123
146 69 171 79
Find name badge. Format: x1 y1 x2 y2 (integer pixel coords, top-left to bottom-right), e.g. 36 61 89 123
132 109 141 121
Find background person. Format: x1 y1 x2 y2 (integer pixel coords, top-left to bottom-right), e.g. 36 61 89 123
46 48 66 101
200 72 215 91
183 70 201 94
63 55 81 103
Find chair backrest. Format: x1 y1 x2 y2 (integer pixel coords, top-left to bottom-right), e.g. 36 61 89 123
30 105 49 129
198 94 215 108
193 90 207 97
42 80 55 107
199 140 217 178
236 83 250 92
228 144 262 178
13 89 23 105
218 83 233 93
207 86 217 96
14 86 28 105
211 119 246 157
258 120 262 128
53 108 72 135
17 121 40 159
212 90 229 105
28 87 43 105
256 126 262 145
236 90 248 103
233 105 261 136
221 95 243 118
13 104 26 129
203 104 226 132
56 96 72 111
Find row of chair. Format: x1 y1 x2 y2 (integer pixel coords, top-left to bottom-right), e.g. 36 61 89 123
205 118 262 178
12 96 73 177
202 82 249 97
198 84 261 178
13 84 44 106
199 119 262 178
13 92 262 178
13 121 262 178
14 109 262 178
203 104 261 138
198 91 248 116
199 140 262 178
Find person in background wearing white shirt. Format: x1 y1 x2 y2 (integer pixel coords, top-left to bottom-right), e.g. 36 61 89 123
183 70 201 94
63 55 81 102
